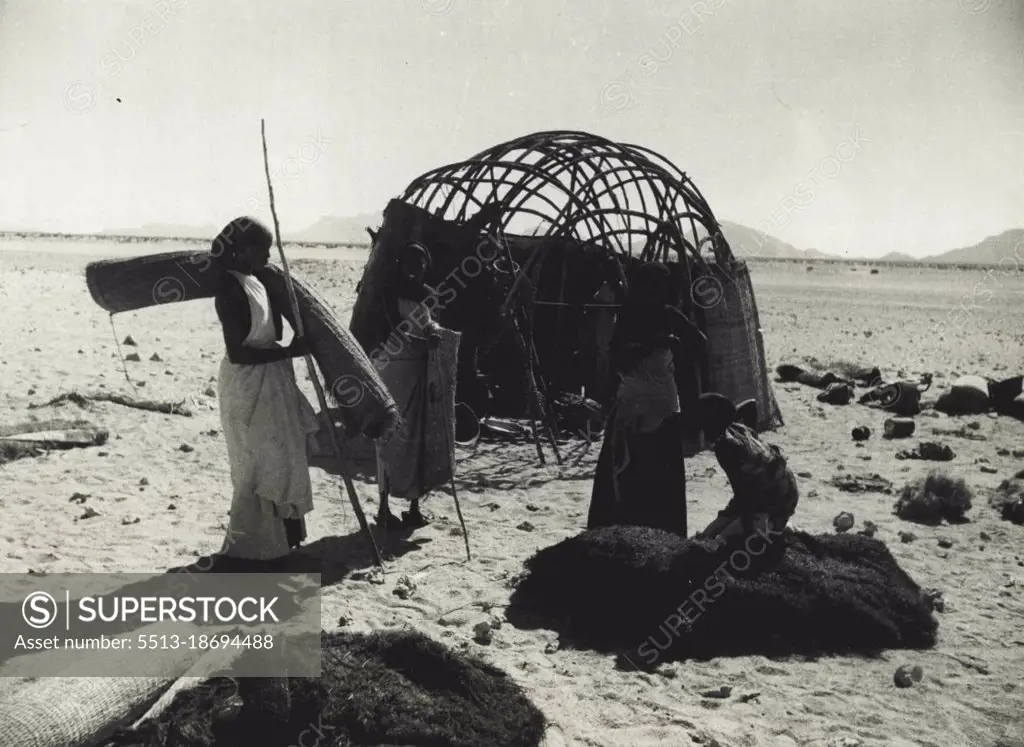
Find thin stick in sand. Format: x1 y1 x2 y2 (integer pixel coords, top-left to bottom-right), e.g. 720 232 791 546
260 118 384 571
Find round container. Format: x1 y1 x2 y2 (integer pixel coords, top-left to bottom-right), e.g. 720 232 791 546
884 417 916 438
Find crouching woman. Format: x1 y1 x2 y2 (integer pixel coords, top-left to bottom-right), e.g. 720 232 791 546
694 393 799 567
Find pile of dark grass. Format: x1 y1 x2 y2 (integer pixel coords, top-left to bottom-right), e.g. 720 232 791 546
103 629 546 747
990 468 1024 525
894 471 973 525
507 525 937 664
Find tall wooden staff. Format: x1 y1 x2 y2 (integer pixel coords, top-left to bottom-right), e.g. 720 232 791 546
260 119 383 570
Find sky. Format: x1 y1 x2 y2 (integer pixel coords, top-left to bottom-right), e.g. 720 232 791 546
0 0 1021 258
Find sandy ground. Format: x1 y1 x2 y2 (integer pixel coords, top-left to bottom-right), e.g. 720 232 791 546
1 239 1022 747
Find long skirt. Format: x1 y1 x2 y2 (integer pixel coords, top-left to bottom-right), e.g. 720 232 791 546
218 356 319 560
587 410 687 536
375 331 459 502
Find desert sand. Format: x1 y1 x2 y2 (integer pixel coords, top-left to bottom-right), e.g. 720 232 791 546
0 239 1022 747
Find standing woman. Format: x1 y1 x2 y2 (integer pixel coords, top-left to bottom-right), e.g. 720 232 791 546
587 262 706 536
212 217 319 569
375 241 444 530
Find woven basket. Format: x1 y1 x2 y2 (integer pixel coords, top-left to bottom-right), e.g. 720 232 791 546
697 259 783 431
84 252 398 440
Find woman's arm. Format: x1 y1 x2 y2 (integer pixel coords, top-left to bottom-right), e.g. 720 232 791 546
215 282 304 365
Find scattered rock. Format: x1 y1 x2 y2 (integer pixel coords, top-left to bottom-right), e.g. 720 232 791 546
833 512 855 533
1013 449 1024 458
938 537 955 549
797 471 812 478
206 429 219 437
544 640 560 654
473 621 493 645
139 477 149 486
69 493 89 504
80 507 100 520
980 531 991 541
123 335 137 346
701 686 732 699
997 448 1010 456
448 527 464 537
894 665 915 688
393 575 416 600
125 353 141 362
979 465 998 474
924 588 945 612
149 353 162 362
830 474 893 494
899 530 917 543
167 503 177 511
485 502 501 511
852 426 871 441
121 516 140 525
737 692 761 703
516 521 535 532
178 443 194 453
807 489 818 498
526 503 540 512
337 614 350 627
858 521 878 538
204 387 216 397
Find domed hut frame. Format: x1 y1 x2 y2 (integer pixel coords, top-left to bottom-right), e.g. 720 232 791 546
349 130 782 456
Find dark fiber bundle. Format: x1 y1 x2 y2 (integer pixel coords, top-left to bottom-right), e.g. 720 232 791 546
103 630 546 747
509 526 937 663
894 470 973 525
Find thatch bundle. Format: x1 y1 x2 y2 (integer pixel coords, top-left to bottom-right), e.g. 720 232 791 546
85 252 397 440
508 526 937 663
894 471 973 525
101 630 547 747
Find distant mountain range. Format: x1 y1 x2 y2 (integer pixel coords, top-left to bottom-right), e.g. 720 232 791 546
8 216 1018 266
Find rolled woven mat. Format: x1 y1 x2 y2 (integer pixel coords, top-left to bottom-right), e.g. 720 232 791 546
84 252 398 440
0 621 226 747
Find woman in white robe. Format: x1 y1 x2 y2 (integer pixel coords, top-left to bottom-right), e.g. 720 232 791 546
211 217 319 568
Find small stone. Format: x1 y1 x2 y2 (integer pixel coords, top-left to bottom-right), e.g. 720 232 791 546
894 665 914 688
858 521 878 538
701 686 732 699
797 471 812 478
980 531 991 541
178 443 194 453
80 507 100 520
393 575 416 600
473 621 493 644
123 335 137 346
997 448 1010 456
337 614 350 627
516 521 535 532
899 530 917 543
807 489 819 498
125 353 141 362
204 387 216 397
979 466 997 474
167 503 177 511
938 537 954 549
27 388 36 395
121 516 140 525
910 664 924 681
544 640 560 654
833 512 855 533
69 493 89 504
139 477 149 486
149 353 162 362
526 503 540 512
